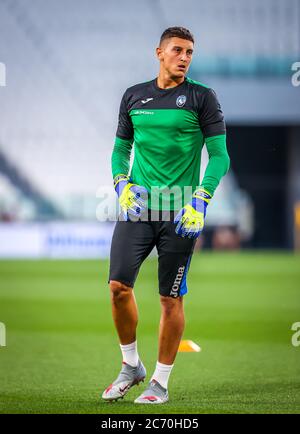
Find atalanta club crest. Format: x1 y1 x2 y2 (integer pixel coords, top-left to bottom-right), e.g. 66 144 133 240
176 95 186 107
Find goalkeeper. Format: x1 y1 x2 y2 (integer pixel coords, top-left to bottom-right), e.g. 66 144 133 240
102 26 230 404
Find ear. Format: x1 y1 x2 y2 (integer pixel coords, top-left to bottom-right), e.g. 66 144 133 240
156 46 164 61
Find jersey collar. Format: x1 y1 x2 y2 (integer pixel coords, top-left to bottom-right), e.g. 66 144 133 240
152 76 187 93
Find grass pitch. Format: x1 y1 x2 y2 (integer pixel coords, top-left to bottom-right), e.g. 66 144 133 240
0 252 300 414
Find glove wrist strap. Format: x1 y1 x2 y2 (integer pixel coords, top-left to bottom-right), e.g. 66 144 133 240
113 174 129 189
193 188 212 204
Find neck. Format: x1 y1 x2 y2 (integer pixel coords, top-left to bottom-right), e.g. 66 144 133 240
156 70 185 89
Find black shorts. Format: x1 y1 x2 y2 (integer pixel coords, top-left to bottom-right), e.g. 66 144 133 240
108 210 196 298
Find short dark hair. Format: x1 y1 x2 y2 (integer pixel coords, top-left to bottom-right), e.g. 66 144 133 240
159 27 194 46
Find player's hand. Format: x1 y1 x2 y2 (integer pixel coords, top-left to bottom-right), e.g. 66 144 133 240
114 174 148 221
174 188 212 239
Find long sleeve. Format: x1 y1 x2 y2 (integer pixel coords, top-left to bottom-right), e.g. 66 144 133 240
111 136 133 178
111 90 134 178
198 88 230 195
200 134 230 196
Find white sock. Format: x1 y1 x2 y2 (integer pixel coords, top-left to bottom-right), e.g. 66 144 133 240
120 341 139 367
151 361 174 389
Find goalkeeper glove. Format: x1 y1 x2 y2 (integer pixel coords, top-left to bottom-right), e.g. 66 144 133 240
174 188 212 239
114 174 148 221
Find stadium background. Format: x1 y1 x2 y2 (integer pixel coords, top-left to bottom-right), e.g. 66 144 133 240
0 0 299 414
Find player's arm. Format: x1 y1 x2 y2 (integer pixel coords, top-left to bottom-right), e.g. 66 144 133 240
111 89 134 178
198 88 230 196
174 89 230 238
112 90 147 220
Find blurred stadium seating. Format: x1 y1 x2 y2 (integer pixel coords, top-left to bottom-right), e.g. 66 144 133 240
0 0 299 252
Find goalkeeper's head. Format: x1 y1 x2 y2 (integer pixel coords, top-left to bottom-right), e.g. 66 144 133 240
156 27 194 80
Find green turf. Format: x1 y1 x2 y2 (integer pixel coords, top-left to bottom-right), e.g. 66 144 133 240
0 252 300 414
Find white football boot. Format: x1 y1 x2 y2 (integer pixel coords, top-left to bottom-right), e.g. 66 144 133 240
102 359 146 402
134 379 169 404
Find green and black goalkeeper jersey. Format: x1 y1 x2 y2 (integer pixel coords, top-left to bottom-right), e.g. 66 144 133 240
112 76 230 211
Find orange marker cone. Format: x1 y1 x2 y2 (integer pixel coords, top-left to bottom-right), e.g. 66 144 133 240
178 340 201 353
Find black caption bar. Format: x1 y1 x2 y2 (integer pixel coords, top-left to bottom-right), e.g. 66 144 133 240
0 413 272 432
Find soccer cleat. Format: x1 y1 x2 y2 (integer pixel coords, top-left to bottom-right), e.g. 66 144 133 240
102 359 146 402
134 379 169 404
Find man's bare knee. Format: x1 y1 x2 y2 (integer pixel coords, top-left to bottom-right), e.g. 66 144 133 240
109 280 133 302
160 295 183 316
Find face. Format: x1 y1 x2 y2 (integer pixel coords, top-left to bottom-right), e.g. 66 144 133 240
156 37 194 79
